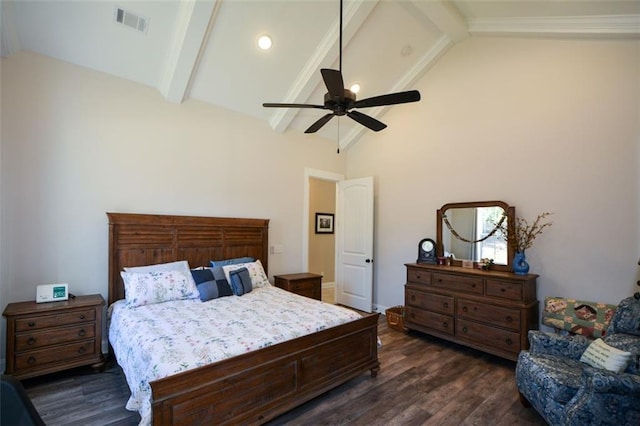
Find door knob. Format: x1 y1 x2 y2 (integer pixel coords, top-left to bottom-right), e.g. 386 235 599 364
365 259 373 263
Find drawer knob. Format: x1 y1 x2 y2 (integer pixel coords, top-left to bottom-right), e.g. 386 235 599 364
410 295 416 301
472 284 476 288
78 346 87 354
27 337 36 345
28 321 35 327
442 321 448 328
443 302 448 308
78 329 86 337
501 288 506 292
506 316 513 323
79 314 85 320
462 306 468 313
462 326 468 333
506 338 513 345
27 356 36 365
416 274 421 279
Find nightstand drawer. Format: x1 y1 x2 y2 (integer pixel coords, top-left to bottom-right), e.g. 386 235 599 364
16 324 96 351
15 340 96 370
15 309 96 332
274 273 322 300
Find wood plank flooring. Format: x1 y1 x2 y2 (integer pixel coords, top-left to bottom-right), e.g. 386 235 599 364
22 318 546 425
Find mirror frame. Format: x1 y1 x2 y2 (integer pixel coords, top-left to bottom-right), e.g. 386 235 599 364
436 200 515 272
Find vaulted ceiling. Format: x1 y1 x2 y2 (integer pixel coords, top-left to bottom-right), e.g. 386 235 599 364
2 1 639 149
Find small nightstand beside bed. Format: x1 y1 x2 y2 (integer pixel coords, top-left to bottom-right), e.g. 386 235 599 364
107 213 380 426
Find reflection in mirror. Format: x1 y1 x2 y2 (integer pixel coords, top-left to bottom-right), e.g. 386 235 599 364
441 207 507 264
437 201 515 272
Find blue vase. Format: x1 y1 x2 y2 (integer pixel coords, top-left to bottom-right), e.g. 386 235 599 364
512 251 529 275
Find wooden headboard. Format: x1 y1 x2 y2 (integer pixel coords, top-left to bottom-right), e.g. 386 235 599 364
107 212 269 306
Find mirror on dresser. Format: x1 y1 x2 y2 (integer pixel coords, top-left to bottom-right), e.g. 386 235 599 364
436 200 515 272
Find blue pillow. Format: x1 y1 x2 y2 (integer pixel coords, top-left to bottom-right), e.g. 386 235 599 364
191 268 233 301
210 257 254 267
228 267 252 296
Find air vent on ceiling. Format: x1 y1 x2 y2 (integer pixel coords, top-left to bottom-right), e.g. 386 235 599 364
114 7 148 34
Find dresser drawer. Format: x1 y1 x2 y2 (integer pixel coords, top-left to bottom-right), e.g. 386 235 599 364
406 308 454 335
407 268 431 285
406 289 454 315
486 279 523 301
431 273 483 295
15 340 96 370
457 319 521 353
15 324 96 351
15 309 96 332
457 299 521 330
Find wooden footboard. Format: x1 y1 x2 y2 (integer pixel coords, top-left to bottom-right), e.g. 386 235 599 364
150 312 380 425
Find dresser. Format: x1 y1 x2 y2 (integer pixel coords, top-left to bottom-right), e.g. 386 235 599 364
404 263 538 361
3 294 105 379
274 273 322 300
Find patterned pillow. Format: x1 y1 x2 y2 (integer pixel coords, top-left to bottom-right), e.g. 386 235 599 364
580 338 632 373
228 267 253 296
222 259 270 289
210 257 255 267
124 260 191 274
190 268 233 302
121 270 199 307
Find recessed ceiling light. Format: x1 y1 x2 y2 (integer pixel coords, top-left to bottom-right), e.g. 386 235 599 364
257 35 272 51
350 83 360 94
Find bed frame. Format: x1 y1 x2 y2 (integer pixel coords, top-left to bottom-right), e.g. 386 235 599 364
107 212 380 425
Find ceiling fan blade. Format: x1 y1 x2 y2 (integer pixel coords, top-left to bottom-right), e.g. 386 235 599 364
353 90 421 109
347 110 387 132
304 113 335 134
263 103 325 109
321 69 345 100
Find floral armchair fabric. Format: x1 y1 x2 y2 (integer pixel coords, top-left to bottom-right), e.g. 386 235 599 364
516 296 640 426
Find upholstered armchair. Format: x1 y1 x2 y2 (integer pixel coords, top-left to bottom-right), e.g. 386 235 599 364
516 295 640 426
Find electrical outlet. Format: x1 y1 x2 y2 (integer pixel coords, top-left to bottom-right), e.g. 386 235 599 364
270 244 284 254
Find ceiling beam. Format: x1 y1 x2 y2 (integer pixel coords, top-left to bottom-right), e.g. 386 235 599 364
268 0 379 133
158 0 219 103
409 0 468 42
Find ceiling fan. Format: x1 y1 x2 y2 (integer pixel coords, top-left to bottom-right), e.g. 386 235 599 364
262 0 421 134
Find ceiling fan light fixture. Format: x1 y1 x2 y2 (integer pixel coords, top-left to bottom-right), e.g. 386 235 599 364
257 35 272 51
350 83 360 94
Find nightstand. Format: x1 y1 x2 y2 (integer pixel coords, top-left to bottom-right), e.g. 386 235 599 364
273 273 322 300
3 294 105 380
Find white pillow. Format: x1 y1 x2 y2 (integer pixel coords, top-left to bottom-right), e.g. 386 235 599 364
121 270 199 307
124 260 191 274
580 338 632 373
222 259 270 289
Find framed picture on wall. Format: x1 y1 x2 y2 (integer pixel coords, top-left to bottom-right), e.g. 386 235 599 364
315 213 334 234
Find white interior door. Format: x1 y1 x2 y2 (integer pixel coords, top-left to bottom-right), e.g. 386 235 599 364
336 176 374 312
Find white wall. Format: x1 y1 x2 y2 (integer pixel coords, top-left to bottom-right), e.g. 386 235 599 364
0 52 345 361
347 36 640 312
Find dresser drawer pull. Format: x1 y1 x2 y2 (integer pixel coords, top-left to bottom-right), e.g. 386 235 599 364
78 346 87 354
462 306 468 312
501 288 506 292
410 295 416 301
27 337 36 346
78 329 86 337
442 321 448 328
506 316 513 323
416 274 421 279
79 314 85 320
505 338 513 345
27 356 36 365
462 326 468 333
28 321 35 327
443 302 448 308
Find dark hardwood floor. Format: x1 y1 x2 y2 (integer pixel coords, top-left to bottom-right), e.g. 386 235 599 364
22 318 546 425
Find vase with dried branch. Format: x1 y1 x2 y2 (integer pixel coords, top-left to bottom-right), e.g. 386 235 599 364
496 212 553 274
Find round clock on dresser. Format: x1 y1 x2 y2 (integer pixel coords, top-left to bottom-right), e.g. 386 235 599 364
417 238 437 264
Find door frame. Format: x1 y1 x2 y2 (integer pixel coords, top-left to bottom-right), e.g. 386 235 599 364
302 168 344 274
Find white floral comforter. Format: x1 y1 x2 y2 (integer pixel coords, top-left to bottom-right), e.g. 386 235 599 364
108 285 362 425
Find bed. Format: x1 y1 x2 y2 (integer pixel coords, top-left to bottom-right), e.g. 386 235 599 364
107 212 380 425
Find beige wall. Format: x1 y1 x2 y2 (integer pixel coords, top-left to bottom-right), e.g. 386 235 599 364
0 52 346 361
308 178 335 282
347 36 640 311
